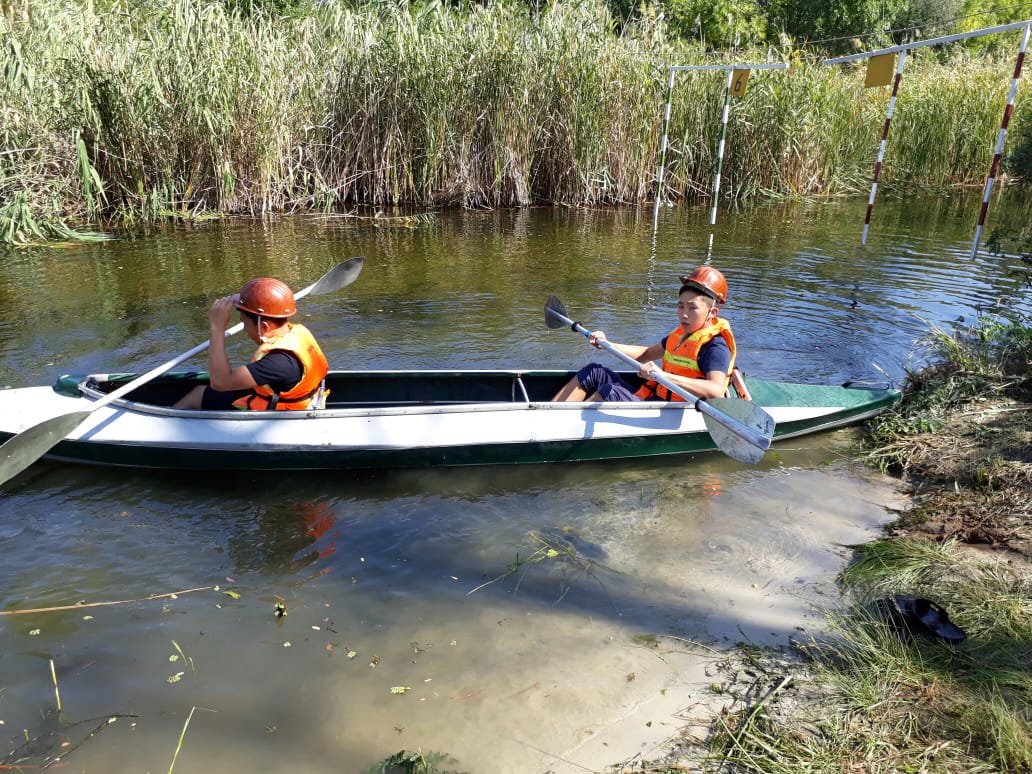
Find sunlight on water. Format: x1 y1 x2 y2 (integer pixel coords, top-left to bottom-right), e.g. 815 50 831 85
0 193 1025 771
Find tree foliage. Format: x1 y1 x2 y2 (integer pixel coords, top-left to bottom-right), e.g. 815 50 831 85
658 0 766 49
764 0 908 51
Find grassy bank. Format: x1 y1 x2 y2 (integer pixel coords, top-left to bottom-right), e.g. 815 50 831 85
2 0 1029 242
622 317 1031 773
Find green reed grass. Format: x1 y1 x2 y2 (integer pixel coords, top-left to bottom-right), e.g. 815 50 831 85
2 0 1028 243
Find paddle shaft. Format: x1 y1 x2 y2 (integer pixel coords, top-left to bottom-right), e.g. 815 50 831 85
559 313 771 452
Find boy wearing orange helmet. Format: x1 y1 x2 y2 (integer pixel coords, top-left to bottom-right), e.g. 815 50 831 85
552 267 736 403
173 277 329 410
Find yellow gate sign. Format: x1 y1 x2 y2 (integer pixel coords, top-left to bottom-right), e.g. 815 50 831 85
730 68 751 97
864 53 896 88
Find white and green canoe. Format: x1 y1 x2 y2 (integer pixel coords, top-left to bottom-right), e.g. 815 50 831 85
0 369 899 472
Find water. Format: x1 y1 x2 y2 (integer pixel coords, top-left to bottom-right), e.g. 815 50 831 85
0 194 1028 772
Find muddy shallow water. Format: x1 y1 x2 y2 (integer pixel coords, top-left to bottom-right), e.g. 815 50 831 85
2 452 905 773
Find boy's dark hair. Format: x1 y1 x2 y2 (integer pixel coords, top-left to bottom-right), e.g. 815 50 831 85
239 309 287 326
679 285 718 305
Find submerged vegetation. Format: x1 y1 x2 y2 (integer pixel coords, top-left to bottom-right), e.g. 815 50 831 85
3 0 1032 242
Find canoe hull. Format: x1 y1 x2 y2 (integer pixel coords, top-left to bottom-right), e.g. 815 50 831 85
0 370 900 471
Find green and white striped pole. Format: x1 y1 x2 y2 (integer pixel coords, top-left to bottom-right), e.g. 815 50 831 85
705 69 735 253
654 66 677 215
710 69 734 229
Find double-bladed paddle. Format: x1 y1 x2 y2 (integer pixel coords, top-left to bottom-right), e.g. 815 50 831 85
0 257 365 487
544 294 774 465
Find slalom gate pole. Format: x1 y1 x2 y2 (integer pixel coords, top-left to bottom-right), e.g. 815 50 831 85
654 66 676 212
709 69 734 228
862 49 907 246
971 23 1030 260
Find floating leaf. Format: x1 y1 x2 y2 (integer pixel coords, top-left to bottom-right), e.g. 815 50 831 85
347 650 357 659
171 640 194 671
29 629 40 636
167 672 184 683
169 655 180 663
223 590 241 600
283 642 291 648
390 686 411 695
82 615 93 621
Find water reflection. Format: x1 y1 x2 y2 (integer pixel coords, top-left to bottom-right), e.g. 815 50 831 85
2 194 1030 390
0 193 1026 772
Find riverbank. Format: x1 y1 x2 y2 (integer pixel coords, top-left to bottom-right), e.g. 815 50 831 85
4 0 1030 243
607 323 1032 773
362 320 1030 773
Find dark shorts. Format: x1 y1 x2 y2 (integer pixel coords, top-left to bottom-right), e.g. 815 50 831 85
201 387 253 410
576 363 644 402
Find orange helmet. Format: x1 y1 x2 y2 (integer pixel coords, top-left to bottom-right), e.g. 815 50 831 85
678 266 727 304
233 278 296 318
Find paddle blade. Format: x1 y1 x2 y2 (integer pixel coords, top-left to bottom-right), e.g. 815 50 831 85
545 295 570 329
0 410 90 487
305 256 364 297
700 398 775 466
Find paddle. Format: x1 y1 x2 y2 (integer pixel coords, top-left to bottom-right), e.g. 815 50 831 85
0 257 365 487
544 295 775 465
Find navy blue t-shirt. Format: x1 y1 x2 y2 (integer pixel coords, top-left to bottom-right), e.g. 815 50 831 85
200 351 303 410
246 350 303 391
656 335 732 375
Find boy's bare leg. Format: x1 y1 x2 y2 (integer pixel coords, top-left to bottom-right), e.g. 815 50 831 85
553 376 588 402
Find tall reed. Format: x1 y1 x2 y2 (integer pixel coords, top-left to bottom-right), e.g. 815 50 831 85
1 0 1027 242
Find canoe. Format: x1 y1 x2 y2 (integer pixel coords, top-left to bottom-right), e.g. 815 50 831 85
0 370 899 471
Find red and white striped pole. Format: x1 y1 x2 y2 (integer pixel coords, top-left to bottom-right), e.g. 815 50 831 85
971 23 1031 260
862 49 907 246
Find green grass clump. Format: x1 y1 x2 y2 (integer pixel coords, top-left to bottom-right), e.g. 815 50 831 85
862 318 1032 474
709 539 1032 773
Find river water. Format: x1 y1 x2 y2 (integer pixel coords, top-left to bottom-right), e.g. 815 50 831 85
0 193 1029 772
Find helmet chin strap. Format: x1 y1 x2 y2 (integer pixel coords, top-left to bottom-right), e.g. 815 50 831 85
257 314 266 343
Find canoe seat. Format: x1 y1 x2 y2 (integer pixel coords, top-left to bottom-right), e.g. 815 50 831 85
310 380 330 410
729 368 752 401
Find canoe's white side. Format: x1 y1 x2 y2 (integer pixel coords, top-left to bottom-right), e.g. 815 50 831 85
0 385 855 453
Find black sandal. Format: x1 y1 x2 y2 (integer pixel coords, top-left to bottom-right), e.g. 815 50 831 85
877 595 966 643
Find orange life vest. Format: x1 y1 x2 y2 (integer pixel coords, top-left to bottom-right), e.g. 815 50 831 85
634 317 736 402
232 323 329 411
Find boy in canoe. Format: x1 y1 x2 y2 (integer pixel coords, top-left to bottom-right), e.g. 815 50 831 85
552 266 735 402
173 277 329 410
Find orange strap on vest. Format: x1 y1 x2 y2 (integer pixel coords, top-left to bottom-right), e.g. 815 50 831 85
233 323 329 411
634 318 736 402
